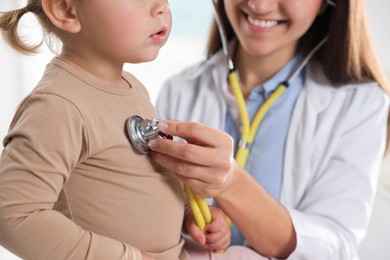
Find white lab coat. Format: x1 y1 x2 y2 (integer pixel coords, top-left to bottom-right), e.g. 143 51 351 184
156 51 389 260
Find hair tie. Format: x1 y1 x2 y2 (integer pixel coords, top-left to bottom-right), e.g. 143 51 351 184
23 4 33 14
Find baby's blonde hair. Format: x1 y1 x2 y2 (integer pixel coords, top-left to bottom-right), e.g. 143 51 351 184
0 0 54 54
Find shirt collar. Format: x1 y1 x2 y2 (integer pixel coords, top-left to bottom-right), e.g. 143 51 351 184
261 52 304 96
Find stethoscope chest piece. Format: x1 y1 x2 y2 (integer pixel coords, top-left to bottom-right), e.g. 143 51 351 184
127 115 172 154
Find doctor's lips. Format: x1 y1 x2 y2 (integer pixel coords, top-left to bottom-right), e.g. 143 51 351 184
150 26 169 42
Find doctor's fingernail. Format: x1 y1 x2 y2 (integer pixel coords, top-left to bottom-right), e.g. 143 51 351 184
157 122 168 131
148 140 157 148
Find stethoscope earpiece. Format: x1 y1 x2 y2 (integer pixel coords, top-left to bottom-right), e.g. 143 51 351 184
126 115 172 154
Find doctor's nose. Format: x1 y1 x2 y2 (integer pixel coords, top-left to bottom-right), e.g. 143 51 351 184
152 0 170 16
248 0 276 13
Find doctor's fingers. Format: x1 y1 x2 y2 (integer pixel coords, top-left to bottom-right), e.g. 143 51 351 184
151 150 227 184
151 153 230 197
184 174 229 198
149 137 234 170
157 120 234 149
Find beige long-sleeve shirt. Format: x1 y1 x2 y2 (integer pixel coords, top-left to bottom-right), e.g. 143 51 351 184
0 57 186 260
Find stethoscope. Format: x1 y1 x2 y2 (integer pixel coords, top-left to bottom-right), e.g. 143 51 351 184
217 37 328 168
182 0 328 231
127 0 328 234
126 116 212 231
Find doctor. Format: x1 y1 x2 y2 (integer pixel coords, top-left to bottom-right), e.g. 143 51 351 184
151 0 390 259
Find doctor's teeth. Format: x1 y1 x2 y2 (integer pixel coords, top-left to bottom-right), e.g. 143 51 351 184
248 17 278 28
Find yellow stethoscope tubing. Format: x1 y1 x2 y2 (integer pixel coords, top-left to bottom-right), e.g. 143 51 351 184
184 185 212 232
188 0 327 235
186 70 285 233
230 69 288 167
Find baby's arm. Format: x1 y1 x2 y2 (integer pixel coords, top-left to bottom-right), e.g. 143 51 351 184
0 95 145 260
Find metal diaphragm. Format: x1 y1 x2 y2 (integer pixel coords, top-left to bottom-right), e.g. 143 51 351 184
126 115 172 154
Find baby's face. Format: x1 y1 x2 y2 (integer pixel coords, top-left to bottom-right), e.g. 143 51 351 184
74 0 172 64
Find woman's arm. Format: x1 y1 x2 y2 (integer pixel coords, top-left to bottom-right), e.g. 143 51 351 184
150 84 389 260
148 121 296 258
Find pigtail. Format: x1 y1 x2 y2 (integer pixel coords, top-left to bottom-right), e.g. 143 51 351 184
0 1 51 54
0 8 35 54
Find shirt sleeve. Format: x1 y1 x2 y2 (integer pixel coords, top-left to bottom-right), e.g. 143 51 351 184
0 93 142 260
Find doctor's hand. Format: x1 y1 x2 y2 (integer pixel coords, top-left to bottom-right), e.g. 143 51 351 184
148 120 237 198
185 206 231 252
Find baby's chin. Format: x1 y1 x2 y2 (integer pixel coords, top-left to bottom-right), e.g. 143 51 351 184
127 48 166 64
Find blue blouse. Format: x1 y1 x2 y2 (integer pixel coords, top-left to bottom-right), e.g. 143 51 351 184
224 55 305 245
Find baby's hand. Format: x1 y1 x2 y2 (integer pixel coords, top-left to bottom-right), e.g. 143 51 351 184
204 206 231 252
186 206 231 252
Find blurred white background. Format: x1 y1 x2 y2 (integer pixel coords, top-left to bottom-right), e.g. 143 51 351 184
1 0 390 259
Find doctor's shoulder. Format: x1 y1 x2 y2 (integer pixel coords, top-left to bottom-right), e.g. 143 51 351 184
302 62 389 125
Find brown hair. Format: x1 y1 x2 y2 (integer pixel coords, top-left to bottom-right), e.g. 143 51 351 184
0 0 54 54
207 0 390 151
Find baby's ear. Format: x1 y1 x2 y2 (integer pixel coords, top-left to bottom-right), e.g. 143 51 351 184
42 0 81 33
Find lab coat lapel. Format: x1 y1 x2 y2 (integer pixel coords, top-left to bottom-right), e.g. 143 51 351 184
281 62 333 207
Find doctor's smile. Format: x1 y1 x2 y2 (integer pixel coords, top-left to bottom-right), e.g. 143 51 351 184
247 17 279 29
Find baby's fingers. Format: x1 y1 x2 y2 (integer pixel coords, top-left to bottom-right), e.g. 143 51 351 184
205 229 231 252
187 214 207 246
